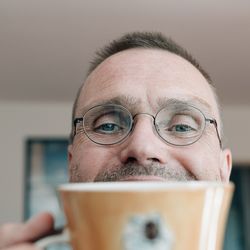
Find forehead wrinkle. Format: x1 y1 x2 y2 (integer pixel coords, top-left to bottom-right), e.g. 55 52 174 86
77 95 141 116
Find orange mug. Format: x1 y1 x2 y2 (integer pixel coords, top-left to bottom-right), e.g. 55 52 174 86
36 181 234 250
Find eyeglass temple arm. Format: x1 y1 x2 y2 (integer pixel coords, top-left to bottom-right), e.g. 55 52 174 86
73 118 83 136
206 119 222 148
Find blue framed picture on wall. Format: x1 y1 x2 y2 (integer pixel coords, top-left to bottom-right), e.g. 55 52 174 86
24 138 69 228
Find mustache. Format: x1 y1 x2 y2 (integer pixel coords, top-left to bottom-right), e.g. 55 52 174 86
94 162 196 182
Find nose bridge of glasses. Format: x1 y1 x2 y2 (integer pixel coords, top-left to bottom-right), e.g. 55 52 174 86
131 112 157 133
133 112 155 121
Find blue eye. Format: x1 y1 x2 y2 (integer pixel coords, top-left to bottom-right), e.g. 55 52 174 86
170 124 195 132
95 123 121 133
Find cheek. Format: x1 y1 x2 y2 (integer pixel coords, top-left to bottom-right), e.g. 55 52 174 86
70 139 119 181
173 141 221 180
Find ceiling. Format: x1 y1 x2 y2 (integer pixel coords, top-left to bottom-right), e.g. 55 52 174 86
1 0 250 105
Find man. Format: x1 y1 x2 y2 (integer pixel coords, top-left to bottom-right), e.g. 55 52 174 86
0 32 232 249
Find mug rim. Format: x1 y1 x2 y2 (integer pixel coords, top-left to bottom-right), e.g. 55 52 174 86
59 181 234 192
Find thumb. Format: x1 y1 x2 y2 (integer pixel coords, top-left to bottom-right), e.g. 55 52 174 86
23 212 54 241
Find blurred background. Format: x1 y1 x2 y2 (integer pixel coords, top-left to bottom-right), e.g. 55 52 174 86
0 0 250 249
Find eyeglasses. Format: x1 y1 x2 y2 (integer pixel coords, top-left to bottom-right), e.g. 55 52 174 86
73 104 222 147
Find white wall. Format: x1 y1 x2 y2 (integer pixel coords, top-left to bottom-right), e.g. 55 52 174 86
0 102 249 224
223 105 250 164
0 102 72 224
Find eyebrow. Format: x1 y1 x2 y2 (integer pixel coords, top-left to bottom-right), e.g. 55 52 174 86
156 97 213 114
78 95 141 115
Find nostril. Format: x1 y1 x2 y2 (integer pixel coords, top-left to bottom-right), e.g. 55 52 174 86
151 158 160 162
145 221 159 240
125 157 137 164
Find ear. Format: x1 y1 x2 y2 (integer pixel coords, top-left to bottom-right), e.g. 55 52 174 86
220 148 232 182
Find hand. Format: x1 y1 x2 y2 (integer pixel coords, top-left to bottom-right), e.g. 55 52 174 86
0 212 54 249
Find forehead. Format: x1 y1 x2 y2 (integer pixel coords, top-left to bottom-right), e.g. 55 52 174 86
77 48 219 118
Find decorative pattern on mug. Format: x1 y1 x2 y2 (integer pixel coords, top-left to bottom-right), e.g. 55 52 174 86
122 212 174 250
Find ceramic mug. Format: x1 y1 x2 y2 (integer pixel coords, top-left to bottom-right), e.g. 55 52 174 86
36 181 234 250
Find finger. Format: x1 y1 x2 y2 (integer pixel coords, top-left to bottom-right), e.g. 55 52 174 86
0 212 54 248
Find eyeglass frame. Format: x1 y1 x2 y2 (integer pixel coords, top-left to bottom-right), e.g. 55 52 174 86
73 104 222 148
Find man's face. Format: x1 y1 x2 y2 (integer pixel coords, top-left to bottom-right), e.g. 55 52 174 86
68 49 232 182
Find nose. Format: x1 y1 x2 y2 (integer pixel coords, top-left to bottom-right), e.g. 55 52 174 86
119 115 169 166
